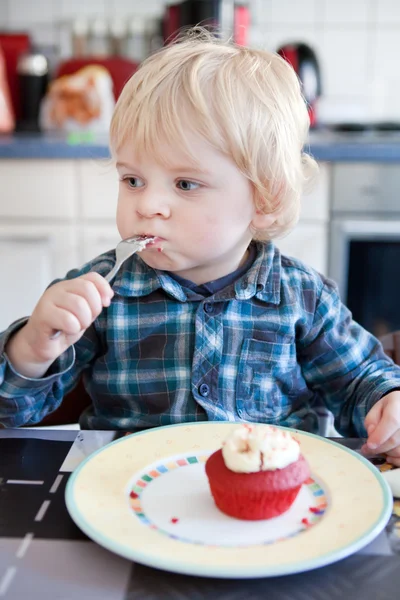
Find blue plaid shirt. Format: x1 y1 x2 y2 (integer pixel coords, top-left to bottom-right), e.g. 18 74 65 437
1 241 400 435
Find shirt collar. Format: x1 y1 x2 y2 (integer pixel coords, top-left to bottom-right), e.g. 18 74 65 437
112 241 281 305
112 255 188 301
233 241 281 304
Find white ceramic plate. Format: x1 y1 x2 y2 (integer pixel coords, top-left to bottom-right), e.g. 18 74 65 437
65 423 392 578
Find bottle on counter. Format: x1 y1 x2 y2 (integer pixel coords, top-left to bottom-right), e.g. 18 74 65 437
72 18 89 57
16 51 48 132
145 16 164 56
126 16 146 63
110 18 127 56
89 17 110 57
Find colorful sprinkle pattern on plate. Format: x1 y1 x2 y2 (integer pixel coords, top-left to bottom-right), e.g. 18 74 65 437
127 452 328 547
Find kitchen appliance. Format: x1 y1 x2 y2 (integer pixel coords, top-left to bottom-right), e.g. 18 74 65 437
16 51 48 131
329 163 400 337
179 0 221 31
0 44 14 132
0 33 30 121
277 43 321 128
164 1 250 45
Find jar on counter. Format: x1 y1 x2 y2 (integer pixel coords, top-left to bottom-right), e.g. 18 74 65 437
110 18 127 56
89 17 110 57
126 16 146 63
72 18 89 57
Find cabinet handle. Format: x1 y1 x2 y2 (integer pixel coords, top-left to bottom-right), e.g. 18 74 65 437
0 236 50 244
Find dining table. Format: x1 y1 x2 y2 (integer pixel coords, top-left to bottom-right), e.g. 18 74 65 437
0 427 400 600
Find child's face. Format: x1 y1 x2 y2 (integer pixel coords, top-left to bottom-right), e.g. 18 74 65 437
115 129 261 284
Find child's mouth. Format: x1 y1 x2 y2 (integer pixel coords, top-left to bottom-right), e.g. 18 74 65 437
136 235 164 251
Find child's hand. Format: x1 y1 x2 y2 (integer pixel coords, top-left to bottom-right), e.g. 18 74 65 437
362 391 400 465
6 273 113 378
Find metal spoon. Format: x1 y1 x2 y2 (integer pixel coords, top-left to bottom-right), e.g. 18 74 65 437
50 235 155 339
102 235 155 283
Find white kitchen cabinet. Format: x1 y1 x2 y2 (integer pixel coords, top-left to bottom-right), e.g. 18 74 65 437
78 160 119 220
0 160 77 219
275 223 328 275
80 224 121 264
300 162 330 221
274 163 330 275
0 224 78 332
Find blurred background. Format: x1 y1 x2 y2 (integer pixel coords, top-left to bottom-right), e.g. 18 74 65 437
1 0 399 127
0 0 399 342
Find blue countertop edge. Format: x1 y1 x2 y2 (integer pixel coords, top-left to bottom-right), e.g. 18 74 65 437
2 132 400 162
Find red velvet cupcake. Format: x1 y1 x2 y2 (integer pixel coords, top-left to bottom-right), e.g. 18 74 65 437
205 425 310 520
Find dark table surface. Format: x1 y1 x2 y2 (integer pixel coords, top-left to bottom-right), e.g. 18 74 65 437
0 428 400 600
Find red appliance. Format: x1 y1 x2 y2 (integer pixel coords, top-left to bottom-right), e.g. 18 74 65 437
55 56 139 101
0 44 14 132
233 4 250 46
277 43 321 128
0 33 31 120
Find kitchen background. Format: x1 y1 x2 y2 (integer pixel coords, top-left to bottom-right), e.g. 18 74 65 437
1 0 400 341
1 0 400 124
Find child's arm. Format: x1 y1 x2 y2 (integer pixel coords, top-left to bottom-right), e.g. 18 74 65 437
0 261 114 427
298 276 400 438
5 272 113 378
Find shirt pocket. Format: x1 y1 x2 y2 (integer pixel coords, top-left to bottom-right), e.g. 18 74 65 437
236 338 298 423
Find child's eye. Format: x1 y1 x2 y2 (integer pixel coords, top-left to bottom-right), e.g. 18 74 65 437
123 176 145 188
177 179 200 191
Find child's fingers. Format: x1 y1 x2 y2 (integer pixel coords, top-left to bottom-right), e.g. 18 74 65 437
79 272 114 306
361 431 400 457
373 432 400 456
62 280 104 320
367 420 400 454
384 442 400 466
50 274 113 324
47 307 83 337
366 411 399 451
53 293 96 332
364 402 384 449
364 401 382 432
365 392 400 453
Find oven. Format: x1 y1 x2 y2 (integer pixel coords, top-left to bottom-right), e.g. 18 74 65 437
329 163 400 338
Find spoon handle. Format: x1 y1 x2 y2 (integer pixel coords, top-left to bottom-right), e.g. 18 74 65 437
104 261 122 283
49 236 154 340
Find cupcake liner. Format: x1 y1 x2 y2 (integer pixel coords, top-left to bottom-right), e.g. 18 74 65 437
209 480 302 520
205 449 310 520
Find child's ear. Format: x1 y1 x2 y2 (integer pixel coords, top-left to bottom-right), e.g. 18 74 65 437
251 210 277 231
251 189 279 231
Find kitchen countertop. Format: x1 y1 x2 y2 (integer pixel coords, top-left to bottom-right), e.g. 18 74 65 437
2 130 400 162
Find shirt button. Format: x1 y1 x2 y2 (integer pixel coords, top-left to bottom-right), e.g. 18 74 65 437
199 383 210 397
204 302 214 314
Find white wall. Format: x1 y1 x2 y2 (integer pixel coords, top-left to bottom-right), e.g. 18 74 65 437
0 0 398 124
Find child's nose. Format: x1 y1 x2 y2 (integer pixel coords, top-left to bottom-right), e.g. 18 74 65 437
136 191 170 218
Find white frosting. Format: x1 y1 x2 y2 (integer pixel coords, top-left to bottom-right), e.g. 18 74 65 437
222 425 300 473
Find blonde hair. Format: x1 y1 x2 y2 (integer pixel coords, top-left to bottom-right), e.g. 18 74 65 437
110 29 318 240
